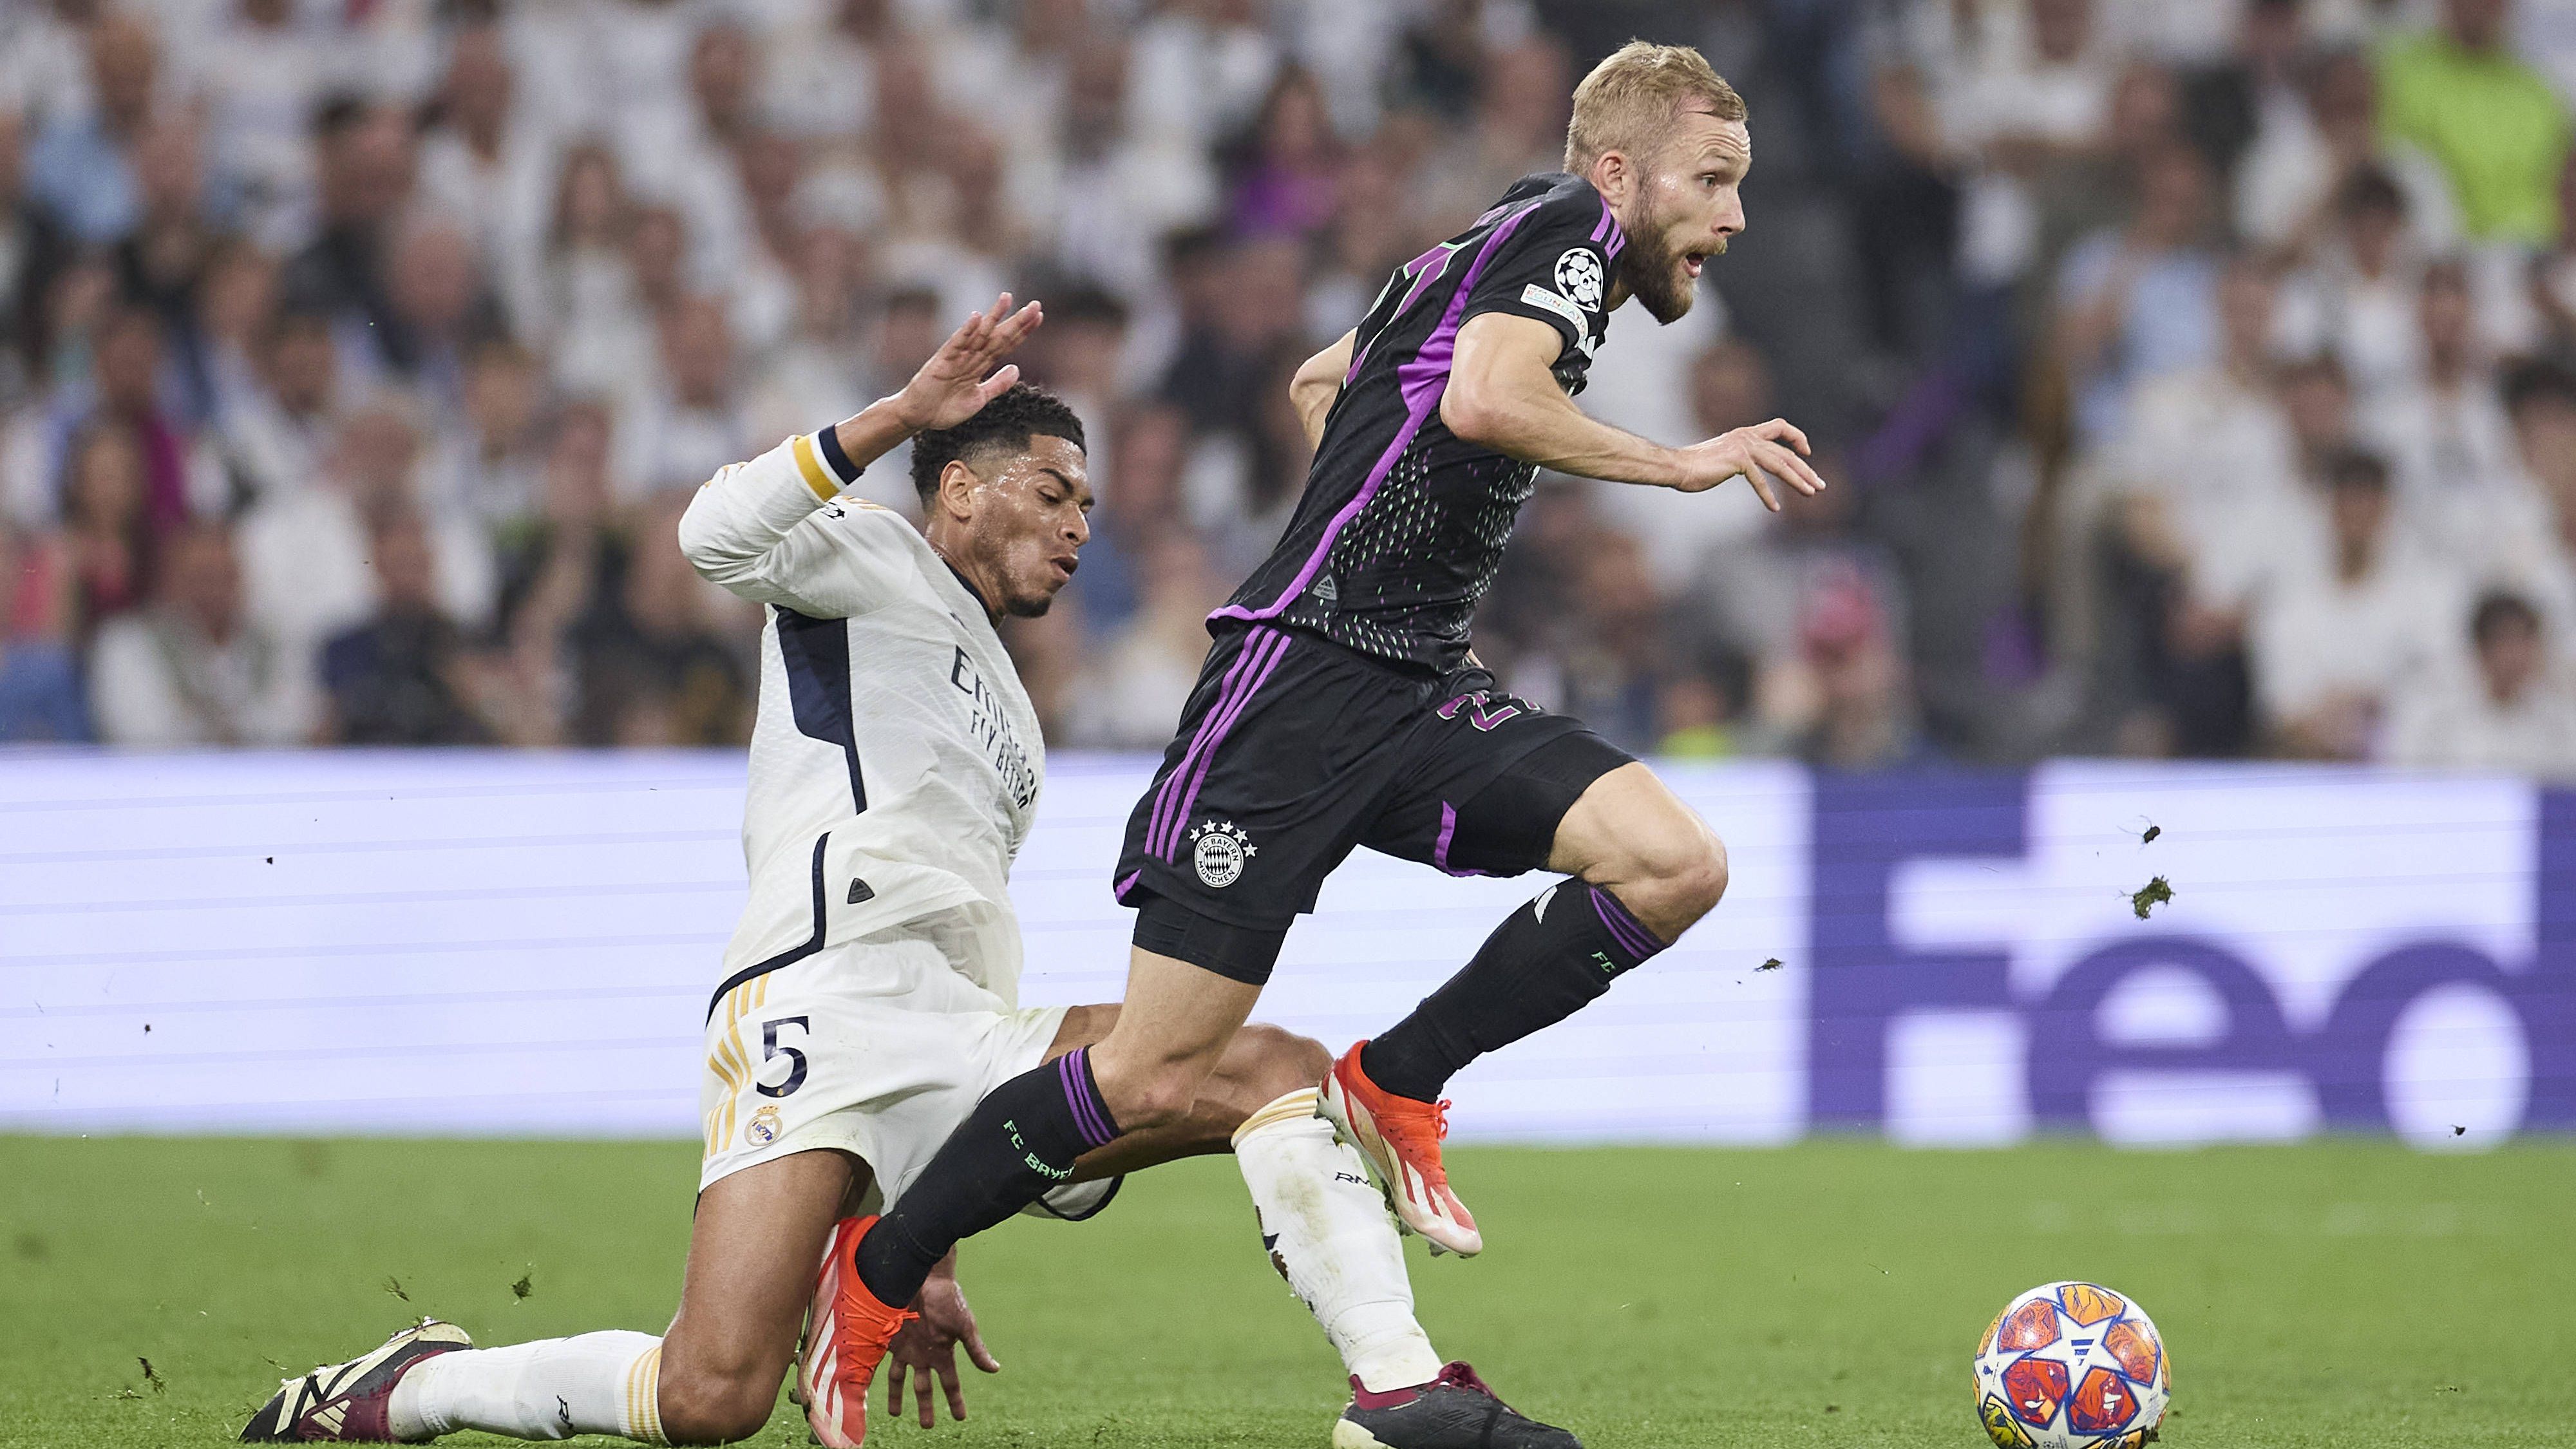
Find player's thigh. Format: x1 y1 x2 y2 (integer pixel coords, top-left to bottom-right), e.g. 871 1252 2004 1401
662 1148 853 1389
1546 759 1725 889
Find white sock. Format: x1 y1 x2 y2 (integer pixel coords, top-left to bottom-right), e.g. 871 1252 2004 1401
1235 1089 1445 1394
388 1331 665 1443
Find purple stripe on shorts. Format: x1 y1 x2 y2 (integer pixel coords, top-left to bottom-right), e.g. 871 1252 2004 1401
1162 629 1293 862
1059 1048 1117 1149
1591 886 1665 960
1150 629 1286 858
1113 870 1143 904
1210 201 1544 627
1431 801 1493 877
1146 631 1272 855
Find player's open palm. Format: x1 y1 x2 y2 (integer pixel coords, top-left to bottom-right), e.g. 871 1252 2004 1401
896 292 1045 433
887 1266 1001 1427
1675 417 1827 509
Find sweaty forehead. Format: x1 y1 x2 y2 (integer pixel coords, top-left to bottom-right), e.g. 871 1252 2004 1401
979 433 1090 495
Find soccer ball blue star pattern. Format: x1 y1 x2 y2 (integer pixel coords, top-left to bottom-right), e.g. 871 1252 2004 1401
1972 1281 2170 1448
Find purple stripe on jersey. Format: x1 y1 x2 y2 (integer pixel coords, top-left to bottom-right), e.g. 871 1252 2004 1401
1146 630 1274 856
1162 630 1293 862
1432 801 1494 876
1593 194 1627 261
1590 885 1665 960
1211 201 1544 627
1150 629 1287 858
1059 1048 1117 1148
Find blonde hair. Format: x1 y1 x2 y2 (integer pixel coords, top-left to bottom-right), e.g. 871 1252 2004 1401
1564 41 1745 173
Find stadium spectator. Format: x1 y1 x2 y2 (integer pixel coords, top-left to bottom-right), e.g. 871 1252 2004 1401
418 339 544 531
2277 166 2435 404
2249 450 2461 759
57 422 154 639
281 96 415 337
1 106 71 401
2364 258 2525 565
219 307 338 510
0 515 84 740
319 511 490 746
613 293 750 503
236 401 495 673
2377 0 2571 245
2389 591 2576 777
22 10 158 244
2051 139 2224 443
2235 46 2459 254
571 495 750 746
88 520 312 746
27 0 2576 777
1063 527 1223 748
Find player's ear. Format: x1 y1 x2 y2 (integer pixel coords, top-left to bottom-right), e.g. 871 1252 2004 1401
1589 148 1634 207
936 459 980 522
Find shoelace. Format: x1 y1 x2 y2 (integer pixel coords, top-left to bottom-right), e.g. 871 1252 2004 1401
1433 1361 1515 1411
1380 1097 1455 1186
832 1302 919 1388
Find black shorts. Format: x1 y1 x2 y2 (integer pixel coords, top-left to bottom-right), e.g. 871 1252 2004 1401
1113 623 1634 981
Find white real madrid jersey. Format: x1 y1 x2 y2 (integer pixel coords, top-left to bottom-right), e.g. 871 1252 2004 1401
677 429 1046 1012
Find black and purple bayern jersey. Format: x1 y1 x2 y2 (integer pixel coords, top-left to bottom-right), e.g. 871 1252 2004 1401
1213 171 1626 671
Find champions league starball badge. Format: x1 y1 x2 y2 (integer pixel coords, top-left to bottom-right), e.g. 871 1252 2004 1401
1554 247 1604 310
1188 821 1257 888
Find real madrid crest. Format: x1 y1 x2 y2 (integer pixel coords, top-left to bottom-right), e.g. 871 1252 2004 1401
1188 820 1256 888
745 1103 782 1147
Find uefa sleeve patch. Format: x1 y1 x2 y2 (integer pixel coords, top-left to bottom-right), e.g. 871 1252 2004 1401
1520 283 1589 335
1553 247 1605 310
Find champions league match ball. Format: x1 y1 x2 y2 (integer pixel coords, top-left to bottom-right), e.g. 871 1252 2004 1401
1973 1282 2171 1448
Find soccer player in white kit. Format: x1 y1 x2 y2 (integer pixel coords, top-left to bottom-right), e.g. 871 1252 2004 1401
242 298 1579 1448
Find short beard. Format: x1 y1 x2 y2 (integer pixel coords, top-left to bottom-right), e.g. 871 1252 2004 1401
1004 592 1054 619
1618 200 1705 325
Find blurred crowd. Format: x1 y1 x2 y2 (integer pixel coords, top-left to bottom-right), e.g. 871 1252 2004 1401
3 0 2575 779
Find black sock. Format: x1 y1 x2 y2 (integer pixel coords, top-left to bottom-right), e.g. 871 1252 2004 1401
1361 882 1668 1103
855 1045 1119 1308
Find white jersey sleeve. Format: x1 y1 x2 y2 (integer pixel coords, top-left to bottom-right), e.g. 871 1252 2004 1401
676 429 913 618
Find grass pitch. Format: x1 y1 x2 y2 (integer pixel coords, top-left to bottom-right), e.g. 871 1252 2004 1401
2 1137 2570 1448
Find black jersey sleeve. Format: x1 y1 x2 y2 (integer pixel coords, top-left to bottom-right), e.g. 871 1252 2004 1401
1456 189 1615 361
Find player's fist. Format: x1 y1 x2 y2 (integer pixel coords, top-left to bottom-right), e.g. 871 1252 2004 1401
1671 417 1825 509
893 293 1045 433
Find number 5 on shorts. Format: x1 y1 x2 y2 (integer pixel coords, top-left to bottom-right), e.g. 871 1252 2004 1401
757 1016 811 1098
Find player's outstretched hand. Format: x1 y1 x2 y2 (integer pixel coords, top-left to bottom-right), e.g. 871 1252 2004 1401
887 1262 1001 1428
1672 417 1827 509
893 292 1045 434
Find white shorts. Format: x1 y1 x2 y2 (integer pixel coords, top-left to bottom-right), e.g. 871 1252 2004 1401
697 928 1119 1220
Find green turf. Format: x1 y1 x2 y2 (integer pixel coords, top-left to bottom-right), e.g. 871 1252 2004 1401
3 1137 2571 1448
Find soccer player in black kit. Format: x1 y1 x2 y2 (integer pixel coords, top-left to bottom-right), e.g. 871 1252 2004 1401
813 41 1825 1445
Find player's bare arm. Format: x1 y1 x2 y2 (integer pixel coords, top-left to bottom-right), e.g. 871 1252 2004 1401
1445 312 1825 507
1289 329 1358 450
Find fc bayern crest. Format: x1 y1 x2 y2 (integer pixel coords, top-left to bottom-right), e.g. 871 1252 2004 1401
1188 821 1256 888
1554 247 1604 310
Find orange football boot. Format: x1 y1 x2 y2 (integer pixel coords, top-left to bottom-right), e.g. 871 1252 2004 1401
1320 1041 1482 1256
799 1215 918 1447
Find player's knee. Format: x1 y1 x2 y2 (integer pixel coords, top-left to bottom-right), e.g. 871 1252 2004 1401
1233 1022 1332 1102
1101 1060 1203 1130
657 1361 779 1445
1623 821 1728 935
